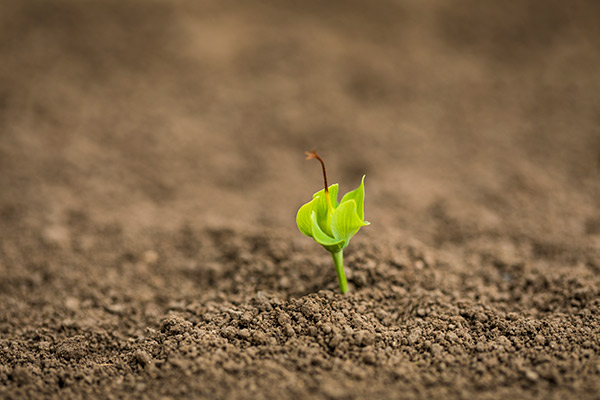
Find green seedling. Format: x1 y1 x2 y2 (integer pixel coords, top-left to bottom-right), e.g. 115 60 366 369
296 150 370 294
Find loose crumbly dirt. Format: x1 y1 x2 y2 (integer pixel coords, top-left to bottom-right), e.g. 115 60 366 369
1 1 600 399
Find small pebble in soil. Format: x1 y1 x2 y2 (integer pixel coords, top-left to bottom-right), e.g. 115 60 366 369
133 350 152 367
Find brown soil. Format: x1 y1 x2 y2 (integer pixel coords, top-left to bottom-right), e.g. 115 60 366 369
1 1 600 399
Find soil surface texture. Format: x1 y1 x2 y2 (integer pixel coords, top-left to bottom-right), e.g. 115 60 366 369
1 1 600 399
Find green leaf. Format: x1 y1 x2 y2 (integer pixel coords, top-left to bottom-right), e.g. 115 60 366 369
340 175 366 220
329 184 340 208
310 211 345 253
331 199 369 247
296 198 316 237
311 183 338 237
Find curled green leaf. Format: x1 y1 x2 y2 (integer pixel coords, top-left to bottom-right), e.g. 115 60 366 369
331 199 369 248
310 211 345 253
340 175 366 220
296 198 316 238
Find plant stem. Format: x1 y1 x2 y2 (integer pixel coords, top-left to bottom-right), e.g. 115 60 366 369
331 250 348 294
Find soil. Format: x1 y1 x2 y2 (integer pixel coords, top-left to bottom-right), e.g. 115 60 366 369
1 1 600 399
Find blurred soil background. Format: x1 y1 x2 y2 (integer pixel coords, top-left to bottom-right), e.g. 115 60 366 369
1 1 599 399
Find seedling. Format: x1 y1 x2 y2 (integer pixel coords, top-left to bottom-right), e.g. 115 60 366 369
296 150 370 294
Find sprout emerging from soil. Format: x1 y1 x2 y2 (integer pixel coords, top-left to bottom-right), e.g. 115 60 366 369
296 150 370 294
